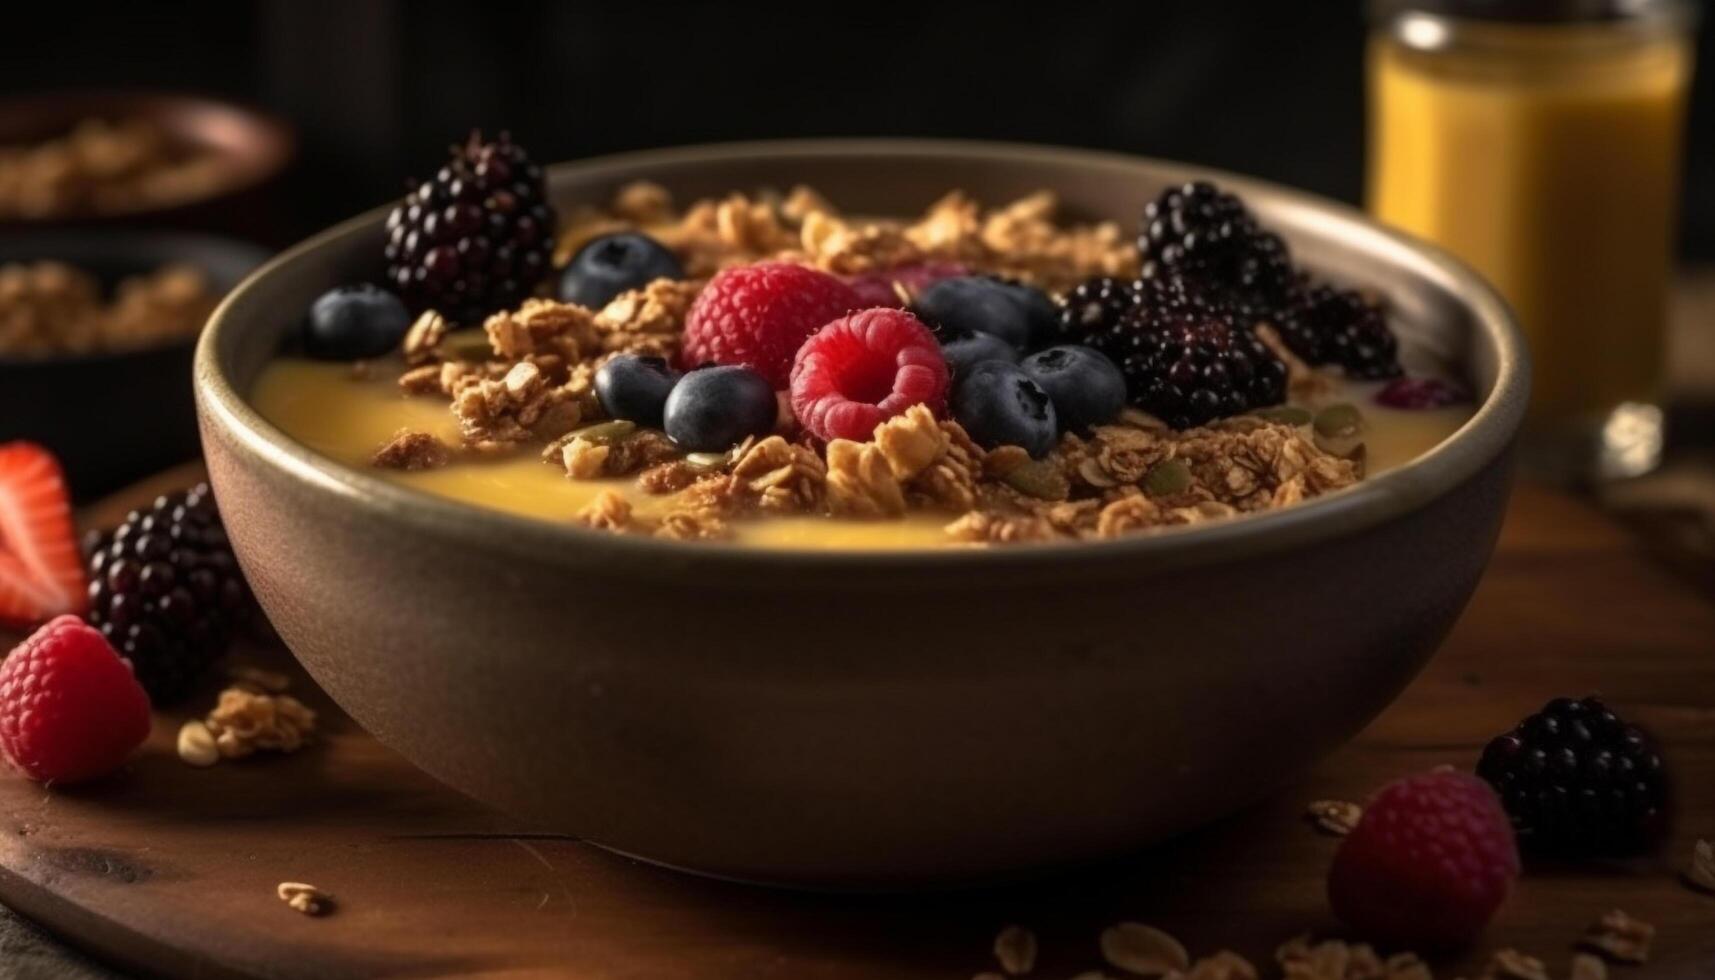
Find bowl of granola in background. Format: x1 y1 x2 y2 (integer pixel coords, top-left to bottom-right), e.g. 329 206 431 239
196 140 1528 888
0 91 293 231
1 230 270 496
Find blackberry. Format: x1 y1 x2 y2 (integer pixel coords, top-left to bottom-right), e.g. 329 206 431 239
84 483 251 704
1057 276 1141 341
1138 181 1296 321
384 131 557 326
1279 284 1402 379
1477 696 1670 856
1093 297 1287 429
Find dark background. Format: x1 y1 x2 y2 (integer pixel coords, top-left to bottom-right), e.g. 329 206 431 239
2 0 1711 255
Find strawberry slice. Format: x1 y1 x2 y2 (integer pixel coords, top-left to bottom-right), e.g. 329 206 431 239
0 443 87 627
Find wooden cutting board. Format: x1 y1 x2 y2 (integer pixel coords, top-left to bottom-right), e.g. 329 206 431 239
0 465 1710 980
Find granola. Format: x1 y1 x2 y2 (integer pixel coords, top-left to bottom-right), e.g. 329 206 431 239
0 260 218 356
358 181 1393 546
203 685 318 760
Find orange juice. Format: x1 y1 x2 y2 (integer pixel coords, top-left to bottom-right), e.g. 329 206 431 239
1367 6 1693 434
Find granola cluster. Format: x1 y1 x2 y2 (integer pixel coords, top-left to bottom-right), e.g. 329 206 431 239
0 118 227 221
555 182 1138 294
368 182 1364 546
0 260 218 356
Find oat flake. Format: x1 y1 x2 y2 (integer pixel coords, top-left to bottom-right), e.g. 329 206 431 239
1577 908 1654 964
993 924 1038 976
1570 953 1608 980
1101 922 1190 976
1305 799 1363 836
1485 949 1548 980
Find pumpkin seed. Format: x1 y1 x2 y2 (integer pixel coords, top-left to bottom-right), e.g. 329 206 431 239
685 451 730 471
1002 459 1069 500
1257 405 1313 427
571 420 637 445
1143 459 1191 497
1313 403 1366 457
1313 403 1363 438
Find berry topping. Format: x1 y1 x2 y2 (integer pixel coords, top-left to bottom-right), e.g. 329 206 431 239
1020 345 1127 432
84 483 251 704
842 261 968 309
384 131 556 325
1280 285 1402 380
939 328 1019 380
558 232 684 309
1329 769 1520 949
913 276 1058 352
1057 276 1142 341
1138 181 1296 319
790 308 949 443
1089 292 1287 430
1477 696 1669 856
0 614 151 783
950 361 1059 458
1376 376 1470 410
594 354 682 429
0 443 86 628
681 262 861 387
663 365 778 452
303 284 413 361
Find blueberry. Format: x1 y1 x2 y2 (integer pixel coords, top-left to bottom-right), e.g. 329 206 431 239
663 365 777 451
303 284 412 360
595 354 682 428
951 362 1059 458
939 329 1019 379
558 232 683 308
1020 345 1127 432
914 276 1057 351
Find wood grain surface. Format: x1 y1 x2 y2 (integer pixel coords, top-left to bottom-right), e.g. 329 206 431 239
0 466 1710 980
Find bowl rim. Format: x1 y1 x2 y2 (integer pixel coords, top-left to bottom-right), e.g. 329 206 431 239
0 228 273 368
195 137 1529 575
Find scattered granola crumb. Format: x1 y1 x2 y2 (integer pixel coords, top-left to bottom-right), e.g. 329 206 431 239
1570 953 1608 980
175 719 219 768
1577 909 1654 964
1100 922 1189 976
1685 839 1715 895
372 429 451 470
1306 799 1363 837
1484 949 1549 980
1276 935 1408 980
1171 951 1259 980
204 686 317 760
993 924 1038 976
276 881 331 916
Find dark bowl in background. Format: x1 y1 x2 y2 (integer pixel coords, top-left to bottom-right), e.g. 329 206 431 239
0 91 295 235
0 231 271 498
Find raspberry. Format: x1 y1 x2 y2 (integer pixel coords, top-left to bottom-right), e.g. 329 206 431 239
0 615 151 783
842 261 968 309
681 262 862 387
1329 769 1520 948
790 308 949 442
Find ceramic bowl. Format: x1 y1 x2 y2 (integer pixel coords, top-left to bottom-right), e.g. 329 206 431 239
0 231 270 497
195 140 1528 888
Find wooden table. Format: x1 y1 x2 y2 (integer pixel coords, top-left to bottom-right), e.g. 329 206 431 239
0 468 1710 980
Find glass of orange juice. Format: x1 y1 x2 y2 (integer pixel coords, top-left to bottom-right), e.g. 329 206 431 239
1366 0 1696 480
